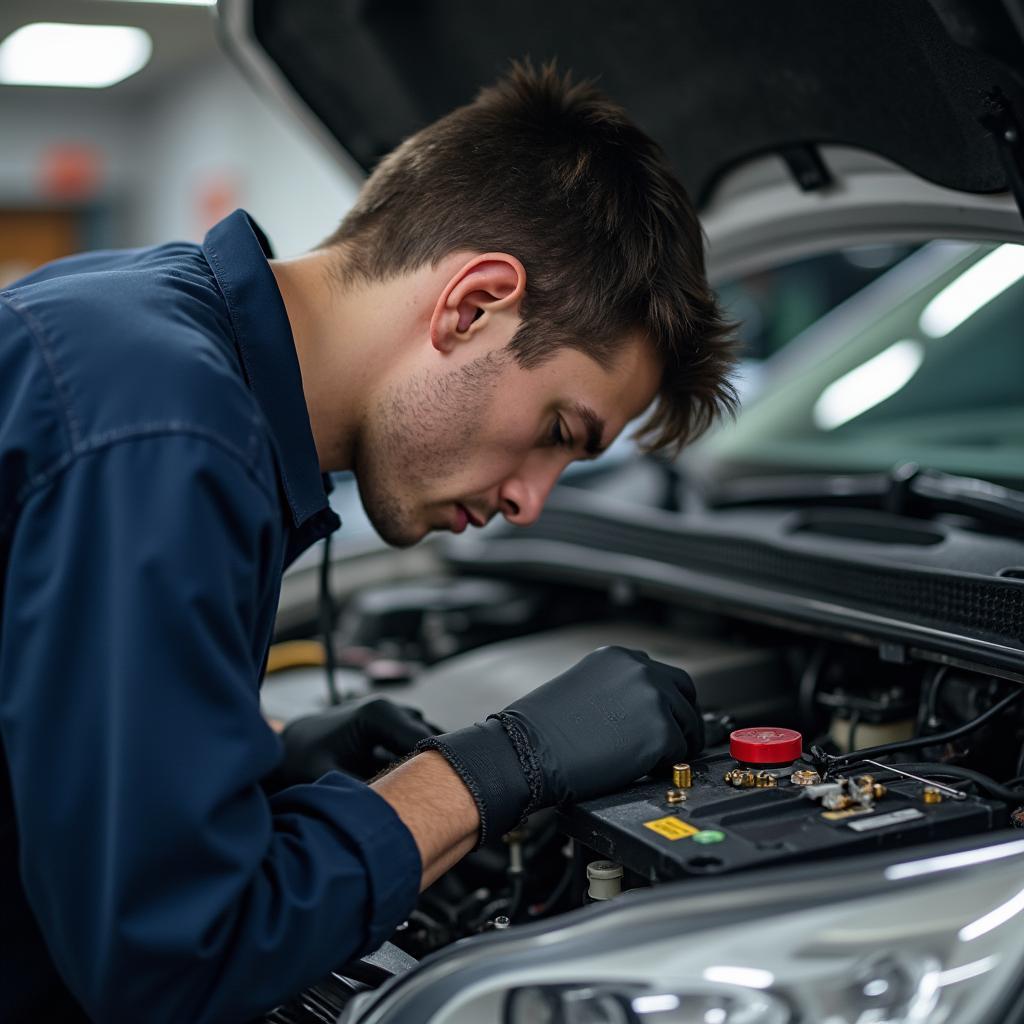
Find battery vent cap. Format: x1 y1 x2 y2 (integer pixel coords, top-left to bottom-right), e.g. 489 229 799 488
730 726 803 765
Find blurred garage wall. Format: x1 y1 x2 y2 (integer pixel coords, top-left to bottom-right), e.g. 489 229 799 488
130 59 361 256
0 1 362 286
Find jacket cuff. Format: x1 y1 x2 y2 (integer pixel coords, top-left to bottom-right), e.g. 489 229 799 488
278 772 422 952
416 719 532 847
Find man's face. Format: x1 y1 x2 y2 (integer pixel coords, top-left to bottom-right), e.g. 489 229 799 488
353 336 661 547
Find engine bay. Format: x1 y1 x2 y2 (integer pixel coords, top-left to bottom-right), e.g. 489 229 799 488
262 564 1024 1022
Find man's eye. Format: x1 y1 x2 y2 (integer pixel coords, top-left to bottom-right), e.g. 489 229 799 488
550 418 571 448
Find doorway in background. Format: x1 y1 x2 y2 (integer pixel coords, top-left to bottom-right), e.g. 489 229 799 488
0 208 82 288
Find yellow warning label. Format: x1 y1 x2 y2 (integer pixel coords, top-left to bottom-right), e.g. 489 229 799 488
642 816 700 840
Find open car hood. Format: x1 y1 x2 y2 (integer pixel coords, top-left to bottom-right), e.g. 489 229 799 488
218 0 1024 274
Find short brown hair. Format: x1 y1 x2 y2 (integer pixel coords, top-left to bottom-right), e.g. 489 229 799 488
322 61 738 453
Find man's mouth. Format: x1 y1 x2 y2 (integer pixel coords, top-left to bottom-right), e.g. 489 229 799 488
452 503 484 532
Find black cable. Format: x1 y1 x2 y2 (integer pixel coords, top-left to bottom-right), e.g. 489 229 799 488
924 665 950 728
846 710 860 753
828 684 1024 768
528 853 575 918
798 644 827 735
505 875 525 922
862 761 1024 805
318 533 340 706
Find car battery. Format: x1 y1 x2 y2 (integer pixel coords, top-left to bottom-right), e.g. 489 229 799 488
558 729 1007 882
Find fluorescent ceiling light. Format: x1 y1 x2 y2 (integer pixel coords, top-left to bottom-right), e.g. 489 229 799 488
813 339 924 431
702 966 775 990
935 957 999 987
102 1 215 5
919 243 1024 337
631 994 681 1014
959 886 1024 943
0 22 152 88
887 840 1024 880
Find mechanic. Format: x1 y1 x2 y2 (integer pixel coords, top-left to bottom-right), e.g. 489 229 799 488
0 64 736 1021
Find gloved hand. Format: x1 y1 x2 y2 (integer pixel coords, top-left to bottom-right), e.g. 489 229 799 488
417 646 703 844
268 697 438 789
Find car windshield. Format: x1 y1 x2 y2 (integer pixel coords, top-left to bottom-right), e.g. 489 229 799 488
698 240 1024 490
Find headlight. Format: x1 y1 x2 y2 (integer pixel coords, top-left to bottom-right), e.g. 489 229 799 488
343 836 1024 1024
504 982 790 1023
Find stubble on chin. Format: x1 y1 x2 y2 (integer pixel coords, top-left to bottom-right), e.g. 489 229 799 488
354 350 508 546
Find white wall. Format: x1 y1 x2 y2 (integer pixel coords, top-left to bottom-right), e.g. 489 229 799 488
0 90 139 203
0 53 363 257
132 58 363 256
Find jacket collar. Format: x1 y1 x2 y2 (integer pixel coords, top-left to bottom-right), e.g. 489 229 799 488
202 209 336 532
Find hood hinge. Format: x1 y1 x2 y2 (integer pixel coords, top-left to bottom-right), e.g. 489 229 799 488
981 89 1024 224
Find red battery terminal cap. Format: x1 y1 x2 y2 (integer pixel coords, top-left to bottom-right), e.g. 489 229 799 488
729 727 803 765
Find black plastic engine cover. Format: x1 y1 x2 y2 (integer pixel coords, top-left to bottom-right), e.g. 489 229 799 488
558 748 1006 882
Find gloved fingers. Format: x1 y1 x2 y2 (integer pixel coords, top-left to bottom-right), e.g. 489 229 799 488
395 703 443 736
364 745 416 777
651 709 703 777
656 677 705 763
676 695 706 756
358 698 438 754
663 662 699 706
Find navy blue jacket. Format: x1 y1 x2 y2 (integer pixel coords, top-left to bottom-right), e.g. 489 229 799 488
0 211 420 1022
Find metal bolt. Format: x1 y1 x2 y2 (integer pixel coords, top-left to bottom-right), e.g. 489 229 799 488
672 763 693 789
492 915 511 930
725 768 758 788
665 787 687 805
791 768 821 787
755 771 778 788
923 786 943 804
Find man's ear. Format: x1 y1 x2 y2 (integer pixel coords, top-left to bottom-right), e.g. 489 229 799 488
430 253 526 353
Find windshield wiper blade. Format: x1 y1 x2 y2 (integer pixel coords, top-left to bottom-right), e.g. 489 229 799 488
709 463 1024 531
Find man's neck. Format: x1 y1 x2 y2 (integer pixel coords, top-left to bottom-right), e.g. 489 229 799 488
268 251 381 473
269 247 483 474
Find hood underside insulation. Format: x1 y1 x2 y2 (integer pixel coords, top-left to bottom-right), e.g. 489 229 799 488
243 0 1024 206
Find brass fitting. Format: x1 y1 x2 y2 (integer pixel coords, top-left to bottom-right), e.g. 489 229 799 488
872 783 887 800
672 763 693 789
791 768 821 787
724 768 757 788
665 787 687 805
724 768 779 789
923 786 942 804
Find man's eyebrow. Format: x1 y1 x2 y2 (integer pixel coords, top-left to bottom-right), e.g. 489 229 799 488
572 402 608 456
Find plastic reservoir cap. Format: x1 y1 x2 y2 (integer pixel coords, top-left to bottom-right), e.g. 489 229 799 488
729 727 803 765
586 860 623 901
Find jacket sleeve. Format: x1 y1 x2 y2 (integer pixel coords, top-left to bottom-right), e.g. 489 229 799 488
0 432 421 1023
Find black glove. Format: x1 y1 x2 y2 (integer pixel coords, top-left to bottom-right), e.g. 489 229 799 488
417 646 704 844
268 697 438 789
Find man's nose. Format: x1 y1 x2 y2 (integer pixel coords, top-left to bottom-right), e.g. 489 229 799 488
498 459 564 527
